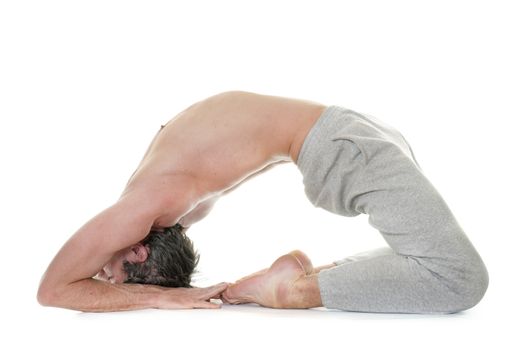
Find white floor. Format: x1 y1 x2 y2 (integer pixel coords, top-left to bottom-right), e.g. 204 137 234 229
5 290 519 349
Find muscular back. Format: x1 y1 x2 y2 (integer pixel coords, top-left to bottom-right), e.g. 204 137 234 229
123 91 325 227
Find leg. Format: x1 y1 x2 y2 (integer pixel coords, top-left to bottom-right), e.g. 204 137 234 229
316 155 489 313
221 248 389 309
296 106 489 313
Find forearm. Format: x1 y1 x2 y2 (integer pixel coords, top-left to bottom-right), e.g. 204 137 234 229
39 278 161 312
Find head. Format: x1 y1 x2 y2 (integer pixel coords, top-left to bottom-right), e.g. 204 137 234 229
95 224 199 287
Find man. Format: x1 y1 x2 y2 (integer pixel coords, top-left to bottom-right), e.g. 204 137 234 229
38 91 488 313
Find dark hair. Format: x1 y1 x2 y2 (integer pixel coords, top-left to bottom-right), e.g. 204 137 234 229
123 223 199 287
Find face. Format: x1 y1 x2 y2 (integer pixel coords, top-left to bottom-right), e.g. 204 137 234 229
94 244 149 284
94 250 129 284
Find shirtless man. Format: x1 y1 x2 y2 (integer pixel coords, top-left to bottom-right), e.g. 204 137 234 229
37 91 488 313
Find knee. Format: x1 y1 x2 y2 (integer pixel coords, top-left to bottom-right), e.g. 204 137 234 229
442 259 489 313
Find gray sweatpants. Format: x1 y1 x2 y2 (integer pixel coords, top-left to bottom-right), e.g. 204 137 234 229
297 106 489 314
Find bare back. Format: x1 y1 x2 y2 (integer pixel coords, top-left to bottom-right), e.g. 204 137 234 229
123 91 325 226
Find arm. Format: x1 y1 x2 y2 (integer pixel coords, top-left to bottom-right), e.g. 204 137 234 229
37 189 226 312
39 277 227 312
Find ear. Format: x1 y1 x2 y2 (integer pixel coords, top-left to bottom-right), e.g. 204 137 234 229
126 244 149 263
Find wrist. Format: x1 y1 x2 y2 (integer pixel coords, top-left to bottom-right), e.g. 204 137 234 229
134 284 166 309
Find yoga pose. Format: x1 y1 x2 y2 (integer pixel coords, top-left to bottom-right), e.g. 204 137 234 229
37 91 488 313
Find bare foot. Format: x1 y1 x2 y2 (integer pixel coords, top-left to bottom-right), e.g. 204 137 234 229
234 250 314 283
222 250 318 308
290 250 314 275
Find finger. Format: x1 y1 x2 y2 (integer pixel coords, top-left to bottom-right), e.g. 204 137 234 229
209 283 233 300
220 294 230 304
220 292 240 305
198 282 229 299
221 285 251 305
208 292 225 301
221 295 247 305
194 300 221 309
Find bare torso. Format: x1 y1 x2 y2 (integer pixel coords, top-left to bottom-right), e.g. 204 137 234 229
122 91 325 228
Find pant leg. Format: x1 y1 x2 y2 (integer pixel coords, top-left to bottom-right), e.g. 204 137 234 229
333 247 395 266
297 106 489 314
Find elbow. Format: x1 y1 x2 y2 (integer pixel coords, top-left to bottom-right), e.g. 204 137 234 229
37 285 54 307
37 279 62 308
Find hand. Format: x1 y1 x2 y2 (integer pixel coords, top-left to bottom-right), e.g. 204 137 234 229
155 282 228 309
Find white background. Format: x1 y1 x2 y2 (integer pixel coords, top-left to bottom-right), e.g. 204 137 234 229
1 0 524 348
